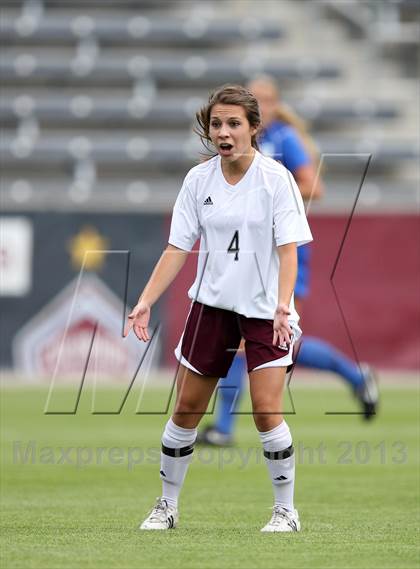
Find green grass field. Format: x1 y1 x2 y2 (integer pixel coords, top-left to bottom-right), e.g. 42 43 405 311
1 380 419 569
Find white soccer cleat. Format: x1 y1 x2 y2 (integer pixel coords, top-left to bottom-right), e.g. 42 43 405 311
139 498 179 531
260 506 301 533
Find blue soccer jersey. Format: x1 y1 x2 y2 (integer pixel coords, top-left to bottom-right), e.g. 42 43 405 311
259 120 311 172
259 121 312 299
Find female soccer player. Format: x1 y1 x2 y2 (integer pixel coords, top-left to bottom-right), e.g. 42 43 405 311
199 76 378 446
125 84 312 532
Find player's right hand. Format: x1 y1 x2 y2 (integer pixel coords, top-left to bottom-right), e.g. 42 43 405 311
124 301 151 341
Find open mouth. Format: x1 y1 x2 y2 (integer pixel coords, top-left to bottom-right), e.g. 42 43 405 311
219 143 233 153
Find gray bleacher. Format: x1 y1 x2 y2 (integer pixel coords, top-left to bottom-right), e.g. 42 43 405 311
0 93 399 128
321 0 419 75
0 52 341 86
0 0 418 212
0 13 285 46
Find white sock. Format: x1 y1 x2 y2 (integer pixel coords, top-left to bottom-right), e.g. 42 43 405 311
160 418 197 508
259 421 295 511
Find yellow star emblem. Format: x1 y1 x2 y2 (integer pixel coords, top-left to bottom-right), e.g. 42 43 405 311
68 226 109 271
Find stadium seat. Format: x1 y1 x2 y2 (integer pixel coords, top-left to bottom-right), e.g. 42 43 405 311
0 94 399 128
0 0 417 209
0 15 285 46
0 53 341 87
1 131 418 167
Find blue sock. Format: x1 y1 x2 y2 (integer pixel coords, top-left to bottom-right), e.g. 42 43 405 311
214 354 246 435
297 336 364 390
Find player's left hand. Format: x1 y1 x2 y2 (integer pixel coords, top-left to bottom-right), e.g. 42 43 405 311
273 303 293 349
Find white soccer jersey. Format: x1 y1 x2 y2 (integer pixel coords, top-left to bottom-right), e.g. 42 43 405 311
168 150 313 322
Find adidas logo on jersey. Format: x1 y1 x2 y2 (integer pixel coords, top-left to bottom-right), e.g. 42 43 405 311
203 196 213 205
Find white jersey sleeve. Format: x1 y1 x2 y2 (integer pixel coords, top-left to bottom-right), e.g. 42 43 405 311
168 178 200 251
273 172 313 247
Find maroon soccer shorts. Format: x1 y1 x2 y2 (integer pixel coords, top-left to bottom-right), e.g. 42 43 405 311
174 301 295 378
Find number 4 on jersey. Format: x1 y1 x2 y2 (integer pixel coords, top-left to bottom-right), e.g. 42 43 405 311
227 230 239 261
